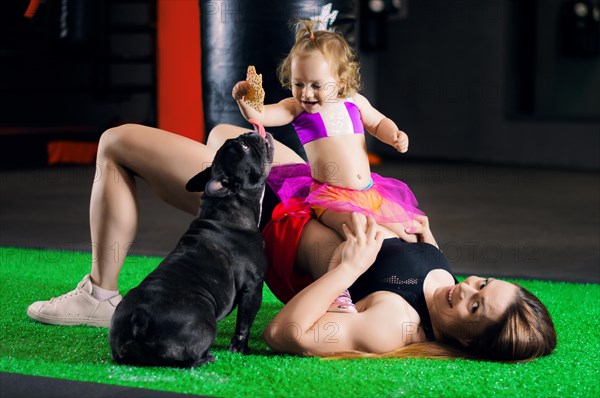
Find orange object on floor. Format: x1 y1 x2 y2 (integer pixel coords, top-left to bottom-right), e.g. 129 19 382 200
157 0 204 142
47 141 98 165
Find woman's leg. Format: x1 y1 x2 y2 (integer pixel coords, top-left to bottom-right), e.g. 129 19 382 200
28 124 216 326
92 122 305 288
207 124 305 165
28 123 304 326
90 124 217 290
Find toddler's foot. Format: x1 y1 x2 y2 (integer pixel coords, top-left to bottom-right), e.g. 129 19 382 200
27 274 122 327
327 290 357 313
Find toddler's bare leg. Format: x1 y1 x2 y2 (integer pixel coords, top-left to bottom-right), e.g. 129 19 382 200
379 222 418 243
318 210 400 243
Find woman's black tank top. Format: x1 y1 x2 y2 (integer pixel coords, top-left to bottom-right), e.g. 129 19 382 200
348 238 457 340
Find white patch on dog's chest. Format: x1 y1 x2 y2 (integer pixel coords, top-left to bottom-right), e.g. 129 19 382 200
257 187 265 228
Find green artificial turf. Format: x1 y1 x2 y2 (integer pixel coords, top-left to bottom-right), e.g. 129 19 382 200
1 247 599 397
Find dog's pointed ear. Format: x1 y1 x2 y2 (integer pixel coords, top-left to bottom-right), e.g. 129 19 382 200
185 167 212 192
204 178 237 197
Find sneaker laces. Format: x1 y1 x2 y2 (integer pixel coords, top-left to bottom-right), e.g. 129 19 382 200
49 287 82 303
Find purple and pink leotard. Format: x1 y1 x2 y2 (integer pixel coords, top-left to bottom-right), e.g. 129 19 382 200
293 101 365 145
267 99 423 225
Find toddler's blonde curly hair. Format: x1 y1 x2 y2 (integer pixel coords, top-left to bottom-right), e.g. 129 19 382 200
278 20 361 98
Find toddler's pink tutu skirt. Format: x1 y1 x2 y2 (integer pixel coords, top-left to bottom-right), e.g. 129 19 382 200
267 163 424 224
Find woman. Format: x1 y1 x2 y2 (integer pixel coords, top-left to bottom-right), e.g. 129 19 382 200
26 123 556 361
264 213 553 361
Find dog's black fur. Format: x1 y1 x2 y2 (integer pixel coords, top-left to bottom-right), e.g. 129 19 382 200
109 131 274 367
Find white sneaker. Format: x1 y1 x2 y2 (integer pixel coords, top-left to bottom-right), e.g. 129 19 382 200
27 274 122 327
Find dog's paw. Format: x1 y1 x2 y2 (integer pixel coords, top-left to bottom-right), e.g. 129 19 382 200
204 352 216 364
192 352 216 367
229 336 249 354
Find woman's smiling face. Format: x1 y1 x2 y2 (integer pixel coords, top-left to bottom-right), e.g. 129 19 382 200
430 276 518 345
290 51 339 113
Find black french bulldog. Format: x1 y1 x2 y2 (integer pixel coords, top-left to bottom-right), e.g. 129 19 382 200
109 130 274 367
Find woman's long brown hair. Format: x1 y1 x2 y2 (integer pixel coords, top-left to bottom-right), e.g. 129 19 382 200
321 285 556 362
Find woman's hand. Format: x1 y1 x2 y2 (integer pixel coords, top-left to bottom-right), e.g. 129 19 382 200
263 213 385 355
339 213 384 276
232 80 250 101
405 215 439 248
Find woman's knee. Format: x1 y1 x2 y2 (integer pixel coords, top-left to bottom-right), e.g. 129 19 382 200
206 124 247 149
97 124 143 161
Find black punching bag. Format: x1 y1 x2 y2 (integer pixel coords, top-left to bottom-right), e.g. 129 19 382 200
200 0 357 155
47 0 107 52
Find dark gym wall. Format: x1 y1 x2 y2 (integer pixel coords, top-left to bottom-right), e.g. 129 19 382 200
534 0 600 119
0 1 156 130
368 0 600 170
2 1 598 170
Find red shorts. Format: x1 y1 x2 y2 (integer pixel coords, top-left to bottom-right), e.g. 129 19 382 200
262 198 315 304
